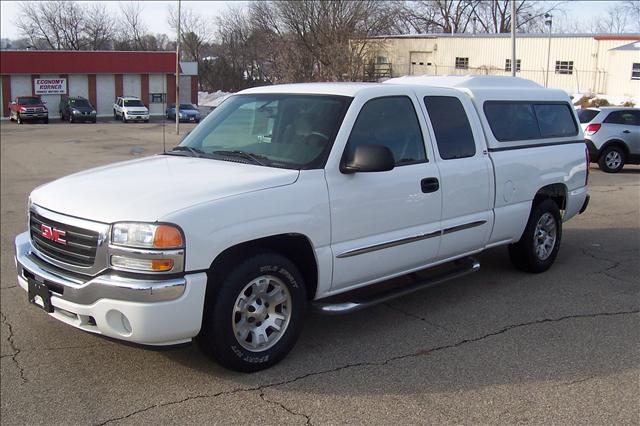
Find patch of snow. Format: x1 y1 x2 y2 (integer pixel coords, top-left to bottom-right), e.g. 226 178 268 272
198 91 232 108
571 92 638 107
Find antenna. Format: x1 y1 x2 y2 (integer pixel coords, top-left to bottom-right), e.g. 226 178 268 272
163 73 166 153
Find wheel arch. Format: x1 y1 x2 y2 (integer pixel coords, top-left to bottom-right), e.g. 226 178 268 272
207 233 319 301
599 139 630 160
533 183 568 211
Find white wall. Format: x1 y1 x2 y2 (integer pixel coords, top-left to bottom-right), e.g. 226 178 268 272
123 74 141 98
10 75 31 100
68 74 89 99
96 74 115 117
148 74 166 116
179 75 191 104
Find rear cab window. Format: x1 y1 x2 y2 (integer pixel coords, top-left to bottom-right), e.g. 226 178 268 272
423 96 476 160
484 101 578 142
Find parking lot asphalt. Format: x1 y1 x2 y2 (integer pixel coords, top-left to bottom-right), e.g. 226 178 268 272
1 119 639 425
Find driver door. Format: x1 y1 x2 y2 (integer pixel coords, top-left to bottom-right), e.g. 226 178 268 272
325 92 442 291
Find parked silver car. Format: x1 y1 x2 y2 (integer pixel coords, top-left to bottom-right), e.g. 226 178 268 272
579 107 640 173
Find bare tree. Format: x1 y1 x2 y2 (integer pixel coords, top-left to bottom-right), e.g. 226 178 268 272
168 5 215 84
588 1 636 33
119 2 149 50
401 0 478 34
623 0 640 31
84 3 116 50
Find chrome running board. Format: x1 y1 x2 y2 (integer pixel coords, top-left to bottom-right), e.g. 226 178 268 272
312 257 480 315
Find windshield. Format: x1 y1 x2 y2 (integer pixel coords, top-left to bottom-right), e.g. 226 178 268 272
69 99 91 108
577 109 599 124
18 97 42 105
124 99 145 107
174 94 351 169
179 104 196 110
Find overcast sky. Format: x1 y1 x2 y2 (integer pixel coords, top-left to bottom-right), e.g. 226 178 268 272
0 0 623 40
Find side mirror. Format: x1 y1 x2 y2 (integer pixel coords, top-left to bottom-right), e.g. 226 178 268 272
341 144 395 174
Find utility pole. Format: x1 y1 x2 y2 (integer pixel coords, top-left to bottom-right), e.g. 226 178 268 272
511 0 516 77
544 13 553 87
175 0 181 134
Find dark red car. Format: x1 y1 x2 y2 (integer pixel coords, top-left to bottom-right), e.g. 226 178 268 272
9 96 49 124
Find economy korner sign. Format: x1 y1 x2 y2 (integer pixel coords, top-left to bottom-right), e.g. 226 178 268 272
34 78 67 95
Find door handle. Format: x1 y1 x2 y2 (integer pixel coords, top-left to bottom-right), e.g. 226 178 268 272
421 177 439 193
623 130 631 134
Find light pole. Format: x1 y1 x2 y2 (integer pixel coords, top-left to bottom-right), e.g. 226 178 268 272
175 0 181 135
544 13 553 87
511 0 516 77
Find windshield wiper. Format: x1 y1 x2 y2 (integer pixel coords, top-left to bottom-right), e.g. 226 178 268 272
212 150 270 166
166 146 206 157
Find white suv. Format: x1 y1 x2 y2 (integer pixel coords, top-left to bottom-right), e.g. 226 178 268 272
579 107 640 172
114 96 150 123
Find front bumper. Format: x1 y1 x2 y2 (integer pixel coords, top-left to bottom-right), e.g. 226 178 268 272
124 113 149 121
15 232 207 345
20 113 48 120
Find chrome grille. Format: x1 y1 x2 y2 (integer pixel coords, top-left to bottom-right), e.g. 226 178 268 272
30 212 99 267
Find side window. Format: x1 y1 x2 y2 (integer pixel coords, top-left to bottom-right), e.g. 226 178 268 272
484 102 578 142
604 111 638 125
484 102 540 141
345 96 426 166
533 104 579 138
424 96 476 160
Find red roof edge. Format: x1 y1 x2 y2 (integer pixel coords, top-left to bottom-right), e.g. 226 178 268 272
0 51 177 75
594 35 640 41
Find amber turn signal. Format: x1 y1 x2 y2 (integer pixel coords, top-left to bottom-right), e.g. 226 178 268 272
153 225 184 248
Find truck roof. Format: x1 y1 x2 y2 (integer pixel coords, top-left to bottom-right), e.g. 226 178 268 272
240 76 569 101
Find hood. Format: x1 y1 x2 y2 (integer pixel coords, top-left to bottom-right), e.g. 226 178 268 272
72 106 95 113
20 103 46 108
124 107 148 112
180 109 200 115
30 155 300 223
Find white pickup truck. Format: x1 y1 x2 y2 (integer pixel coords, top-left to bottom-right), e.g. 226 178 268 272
15 76 589 372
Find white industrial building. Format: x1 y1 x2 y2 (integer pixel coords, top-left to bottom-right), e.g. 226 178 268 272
365 34 640 99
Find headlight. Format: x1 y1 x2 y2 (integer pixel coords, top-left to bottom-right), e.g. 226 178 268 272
91 110 96 115
178 113 184 118
109 223 184 273
72 109 80 114
111 223 183 249
19 107 27 112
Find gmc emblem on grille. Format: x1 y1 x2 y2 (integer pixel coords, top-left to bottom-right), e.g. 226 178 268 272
40 224 66 245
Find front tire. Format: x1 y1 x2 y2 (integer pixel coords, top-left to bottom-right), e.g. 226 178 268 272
198 252 307 372
509 198 562 273
598 145 625 173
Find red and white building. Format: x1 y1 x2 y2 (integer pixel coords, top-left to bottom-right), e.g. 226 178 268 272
0 50 198 119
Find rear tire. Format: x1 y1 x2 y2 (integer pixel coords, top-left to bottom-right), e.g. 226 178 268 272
197 252 307 372
509 198 562 273
598 145 625 173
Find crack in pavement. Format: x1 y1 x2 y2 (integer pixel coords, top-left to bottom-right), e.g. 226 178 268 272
93 309 638 425
581 248 636 284
259 388 312 425
0 311 27 383
384 302 451 332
